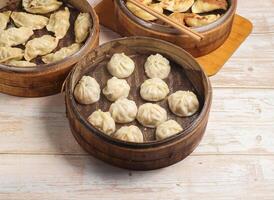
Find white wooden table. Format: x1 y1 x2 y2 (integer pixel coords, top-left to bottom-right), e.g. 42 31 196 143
1 1 274 199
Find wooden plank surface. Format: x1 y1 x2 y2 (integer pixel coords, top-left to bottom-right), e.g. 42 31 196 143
0 0 274 199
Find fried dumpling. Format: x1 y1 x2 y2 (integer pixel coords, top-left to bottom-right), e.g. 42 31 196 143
74 13 92 43
113 125 144 143
169 12 185 25
126 2 163 21
46 7 70 39
0 47 23 63
0 27 33 47
192 0 228 14
5 60 36 67
184 13 220 27
11 12 49 30
24 35 59 61
22 0 63 14
0 11 11 30
160 0 194 12
42 43 80 64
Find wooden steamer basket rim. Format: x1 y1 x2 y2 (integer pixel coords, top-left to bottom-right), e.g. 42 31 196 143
116 0 237 35
66 36 212 149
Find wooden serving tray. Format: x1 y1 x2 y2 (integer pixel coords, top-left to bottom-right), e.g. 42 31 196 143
94 0 253 76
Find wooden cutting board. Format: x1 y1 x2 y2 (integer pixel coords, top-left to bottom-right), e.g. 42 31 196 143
94 0 253 76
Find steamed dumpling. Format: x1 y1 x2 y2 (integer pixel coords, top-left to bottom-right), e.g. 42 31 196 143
145 54 171 79
160 0 194 12
109 98 138 123
24 35 59 61
140 78 169 102
137 103 167 128
46 7 70 39
0 47 23 63
107 53 135 78
11 12 49 30
168 90 199 117
75 13 92 43
156 120 183 140
88 110 116 135
0 27 33 47
22 0 63 14
74 76 101 105
5 60 36 67
0 11 11 30
103 77 130 102
113 125 143 143
192 0 228 14
184 13 220 27
42 43 81 64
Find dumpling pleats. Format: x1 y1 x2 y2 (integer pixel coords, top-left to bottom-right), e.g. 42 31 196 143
0 27 33 47
5 60 36 67
74 13 92 43
11 12 49 30
22 0 63 14
0 11 11 30
0 47 23 63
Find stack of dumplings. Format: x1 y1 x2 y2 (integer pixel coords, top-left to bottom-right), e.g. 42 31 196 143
74 52 200 143
0 0 92 67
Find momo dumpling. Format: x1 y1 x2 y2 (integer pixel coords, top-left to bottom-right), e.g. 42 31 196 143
169 12 185 25
168 90 199 117
126 2 163 21
0 27 33 47
24 35 59 61
145 54 171 79
88 110 116 135
73 76 100 105
22 0 63 14
107 53 135 78
42 43 81 64
46 7 70 39
0 11 11 30
137 103 167 128
192 0 228 13
113 125 143 143
185 13 220 27
11 12 49 30
0 47 23 63
5 60 36 67
160 0 194 12
140 78 169 102
103 77 130 102
156 120 183 140
75 13 92 43
109 98 138 123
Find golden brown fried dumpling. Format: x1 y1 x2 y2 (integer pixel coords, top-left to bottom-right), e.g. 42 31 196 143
0 11 11 30
0 47 23 63
184 13 220 27
42 43 80 64
46 7 70 39
192 0 228 14
11 12 49 30
0 27 33 47
169 12 185 25
5 60 36 67
160 0 194 12
22 0 63 14
74 13 92 43
126 2 163 21
24 35 59 61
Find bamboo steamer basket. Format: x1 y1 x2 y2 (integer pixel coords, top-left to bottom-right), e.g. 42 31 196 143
0 0 100 97
114 0 237 57
65 37 212 170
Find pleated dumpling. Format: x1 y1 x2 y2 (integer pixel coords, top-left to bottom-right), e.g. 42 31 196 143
22 0 63 14
24 35 59 61
168 90 199 117
42 43 80 64
0 27 33 47
192 0 228 14
113 125 144 143
103 77 130 102
74 13 92 43
140 78 169 102
88 110 116 135
156 120 183 140
160 0 194 12
11 12 49 30
137 103 167 128
0 11 11 30
0 47 23 63
46 7 70 39
169 12 185 25
184 13 220 27
5 60 36 67
144 54 171 79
